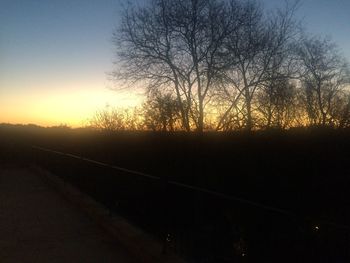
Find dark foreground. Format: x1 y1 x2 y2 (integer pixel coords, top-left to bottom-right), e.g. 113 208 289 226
1 124 350 262
0 166 133 263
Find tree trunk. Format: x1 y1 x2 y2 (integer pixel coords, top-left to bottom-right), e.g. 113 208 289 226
316 83 326 126
173 77 191 131
198 97 204 132
245 89 253 132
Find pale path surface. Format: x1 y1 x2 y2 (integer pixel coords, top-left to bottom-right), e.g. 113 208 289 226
0 166 133 263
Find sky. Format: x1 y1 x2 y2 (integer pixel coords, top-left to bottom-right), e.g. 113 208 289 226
1 0 350 127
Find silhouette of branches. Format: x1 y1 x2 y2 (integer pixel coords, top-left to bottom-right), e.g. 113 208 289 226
110 0 350 132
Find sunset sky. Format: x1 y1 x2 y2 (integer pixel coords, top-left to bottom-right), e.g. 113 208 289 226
1 0 350 127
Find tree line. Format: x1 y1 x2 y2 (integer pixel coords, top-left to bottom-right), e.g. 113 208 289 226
98 0 350 132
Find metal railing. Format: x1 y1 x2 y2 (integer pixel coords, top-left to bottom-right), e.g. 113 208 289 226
31 145 350 262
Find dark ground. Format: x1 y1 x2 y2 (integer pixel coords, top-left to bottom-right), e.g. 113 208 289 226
0 166 134 263
1 124 350 262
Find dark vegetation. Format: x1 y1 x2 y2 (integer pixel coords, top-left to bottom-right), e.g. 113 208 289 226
1 123 350 262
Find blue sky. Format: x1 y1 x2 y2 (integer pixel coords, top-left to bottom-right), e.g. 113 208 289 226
265 0 350 59
1 0 349 126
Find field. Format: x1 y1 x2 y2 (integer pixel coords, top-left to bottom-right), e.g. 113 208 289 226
1 124 350 262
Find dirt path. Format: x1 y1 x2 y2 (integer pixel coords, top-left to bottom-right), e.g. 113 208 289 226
0 166 133 263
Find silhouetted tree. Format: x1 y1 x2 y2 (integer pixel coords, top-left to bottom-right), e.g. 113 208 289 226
89 106 141 131
256 78 299 129
112 0 350 132
296 36 350 127
142 91 182 131
215 1 300 131
329 93 350 128
113 0 245 132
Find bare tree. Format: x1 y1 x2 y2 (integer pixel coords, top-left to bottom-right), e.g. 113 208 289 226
339 95 350 128
328 92 350 128
296 36 350 127
256 78 298 129
113 0 236 132
216 1 300 131
89 106 141 131
142 91 182 131
112 0 350 132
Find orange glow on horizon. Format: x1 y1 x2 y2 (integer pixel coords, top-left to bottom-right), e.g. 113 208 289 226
0 84 143 128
